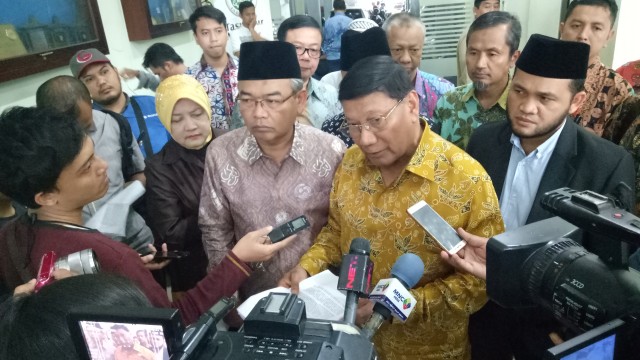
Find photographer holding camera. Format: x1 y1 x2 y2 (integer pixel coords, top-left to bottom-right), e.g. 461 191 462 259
0 106 297 325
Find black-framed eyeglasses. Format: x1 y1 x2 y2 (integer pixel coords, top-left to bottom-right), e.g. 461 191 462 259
236 92 297 111
339 97 405 138
293 45 321 59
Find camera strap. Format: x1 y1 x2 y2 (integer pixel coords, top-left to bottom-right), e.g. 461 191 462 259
6 214 35 283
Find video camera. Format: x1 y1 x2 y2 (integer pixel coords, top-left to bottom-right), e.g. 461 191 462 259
486 187 640 359
68 292 377 360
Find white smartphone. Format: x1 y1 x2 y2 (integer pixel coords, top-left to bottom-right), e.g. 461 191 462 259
407 200 467 254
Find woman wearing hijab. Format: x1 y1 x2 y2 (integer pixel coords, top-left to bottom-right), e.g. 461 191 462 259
146 74 225 293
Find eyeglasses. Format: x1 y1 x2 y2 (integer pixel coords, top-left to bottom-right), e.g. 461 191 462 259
293 45 321 59
236 92 297 111
339 97 405 138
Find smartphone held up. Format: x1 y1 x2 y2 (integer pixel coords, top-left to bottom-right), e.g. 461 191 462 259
407 200 466 254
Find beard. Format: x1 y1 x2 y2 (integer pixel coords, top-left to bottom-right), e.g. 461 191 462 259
96 92 121 107
473 80 489 92
507 103 569 140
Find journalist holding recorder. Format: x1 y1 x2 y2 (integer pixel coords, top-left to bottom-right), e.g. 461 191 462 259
0 106 296 325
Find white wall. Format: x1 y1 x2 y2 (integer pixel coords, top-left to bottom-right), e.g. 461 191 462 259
503 0 562 50
612 0 640 69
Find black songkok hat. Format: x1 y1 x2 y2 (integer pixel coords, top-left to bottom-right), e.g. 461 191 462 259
340 27 391 71
516 34 590 79
238 41 301 80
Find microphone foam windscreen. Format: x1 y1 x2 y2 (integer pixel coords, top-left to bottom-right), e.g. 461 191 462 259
391 253 425 288
350 237 371 255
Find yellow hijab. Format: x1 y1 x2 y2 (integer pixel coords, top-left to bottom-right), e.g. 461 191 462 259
155 74 212 142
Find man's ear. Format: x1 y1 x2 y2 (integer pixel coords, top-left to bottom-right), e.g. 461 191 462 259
569 91 587 115
559 22 566 38
406 90 420 116
34 190 58 207
509 50 521 68
606 28 616 43
295 89 308 115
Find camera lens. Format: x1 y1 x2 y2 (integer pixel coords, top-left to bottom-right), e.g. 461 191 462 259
55 249 100 274
523 238 630 331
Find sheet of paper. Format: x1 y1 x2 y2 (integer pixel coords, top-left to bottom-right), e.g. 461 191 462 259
85 181 145 237
237 270 346 321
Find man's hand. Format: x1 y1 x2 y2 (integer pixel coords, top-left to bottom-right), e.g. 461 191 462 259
119 68 140 80
440 228 489 280
128 172 146 187
248 18 257 30
141 243 171 271
278 265 309 294
355 298 375 327
13 279 36 296
14 269 77 296
232 226 297 263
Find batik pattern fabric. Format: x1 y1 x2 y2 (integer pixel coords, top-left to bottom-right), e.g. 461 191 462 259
573 58 634 136
199 124 346 299
416 70 455 123
432 81 509 149
298 121 505 360
186 55 239 129
616 99 640 214
307 78 343 128
321 112 353 148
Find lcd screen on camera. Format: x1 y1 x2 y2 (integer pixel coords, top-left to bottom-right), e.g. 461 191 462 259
545 318 624 360
78 321 170 360
560 333 615 360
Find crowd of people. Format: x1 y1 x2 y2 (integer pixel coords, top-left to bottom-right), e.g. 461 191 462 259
0 0 638 359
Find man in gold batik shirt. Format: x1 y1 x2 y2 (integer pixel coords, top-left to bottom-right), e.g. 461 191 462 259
280 56 505 360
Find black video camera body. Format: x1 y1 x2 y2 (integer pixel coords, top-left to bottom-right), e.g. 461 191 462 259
187 293 376 360
69 293 377 360
486 187 640 359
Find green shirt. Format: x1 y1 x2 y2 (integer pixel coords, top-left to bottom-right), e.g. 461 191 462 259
433 81 509 149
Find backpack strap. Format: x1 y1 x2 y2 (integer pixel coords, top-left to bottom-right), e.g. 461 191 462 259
100 109 136 181
130 97 154 158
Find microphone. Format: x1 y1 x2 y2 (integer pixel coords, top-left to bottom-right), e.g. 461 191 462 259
361 253 424 339
337 238 374 325
173 297 236 360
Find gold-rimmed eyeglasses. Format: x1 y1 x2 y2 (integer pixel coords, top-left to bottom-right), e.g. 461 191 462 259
236 92 297 111
339 97 405 138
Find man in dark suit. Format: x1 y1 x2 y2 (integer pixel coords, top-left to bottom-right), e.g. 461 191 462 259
464 34 635 360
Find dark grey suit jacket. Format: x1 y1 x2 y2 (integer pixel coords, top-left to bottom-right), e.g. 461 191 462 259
467 119 635 222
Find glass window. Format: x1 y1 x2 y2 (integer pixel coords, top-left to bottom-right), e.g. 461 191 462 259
147 0 198 26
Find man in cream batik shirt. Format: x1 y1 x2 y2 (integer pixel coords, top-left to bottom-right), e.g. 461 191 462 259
199 41 345 300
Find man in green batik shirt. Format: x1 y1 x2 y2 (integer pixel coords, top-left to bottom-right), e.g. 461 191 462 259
433 11 520 149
